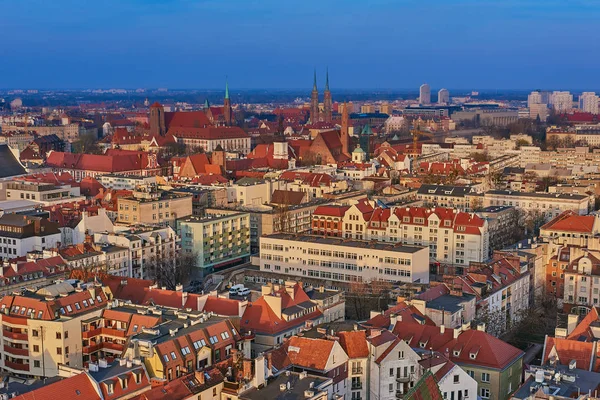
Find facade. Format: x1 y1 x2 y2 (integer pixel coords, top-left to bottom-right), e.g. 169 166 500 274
170 127 251 154
437 89 450 105
259 233 430 284
420 84 431 105
99 174 157 190
551 91 574 112
0 282 109 377
0 214 61 259
416 185 477 211
177 213 251 275
5 180 84 206
117 187 192 227
580 92 599 114
483 190 590 219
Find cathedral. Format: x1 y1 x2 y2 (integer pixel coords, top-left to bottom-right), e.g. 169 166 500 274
310 69 333 124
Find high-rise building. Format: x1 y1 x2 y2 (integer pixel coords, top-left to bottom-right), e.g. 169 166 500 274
380 102 393 114
323 69 332 123
550 91 573 113
579 92 599 114
360 104 375 113
419 83 431 105
527 91 542 108
437 88 450 105
529 103 549 121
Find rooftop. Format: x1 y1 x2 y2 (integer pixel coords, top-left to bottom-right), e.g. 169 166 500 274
263 233 426 254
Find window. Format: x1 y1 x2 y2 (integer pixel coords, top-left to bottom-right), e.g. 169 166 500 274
56 332 62 339
170 351 177 360
33 345 40 352
163 354 169 362
34 360 40 368
65 331 68 339
57 347 62 355
65 346 69 356
480 388 490 399
481 372 490 382
390 368 394 377
389 384 394 393
32 330 39 337
399 351 404 359
453 375 459 383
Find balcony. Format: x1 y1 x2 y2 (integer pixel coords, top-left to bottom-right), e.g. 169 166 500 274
83 342 124 354
352 367 363 375
4 361 30 372
2 315 27 326
3 329 28 341
351 383 363 390
82 327 126 339
396 375 411 383
4 345 29 357
396 391 404 399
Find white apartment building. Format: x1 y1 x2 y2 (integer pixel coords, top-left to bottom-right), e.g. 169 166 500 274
527 91 542 108
419 84 431 105
5 181 84 206
259 233 430 284
579 92 599 114
94 225 178 279
483 190 590 219
519 146 542 167
362 207 489 266
562 248 600 314
0 215 61 259
99 174 157 190
434 360 478 400
368 332 423 400
438 88 450 105
529 103 549 121
551 91 573 113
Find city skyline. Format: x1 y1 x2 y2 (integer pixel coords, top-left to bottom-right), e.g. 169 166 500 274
2 0 600 89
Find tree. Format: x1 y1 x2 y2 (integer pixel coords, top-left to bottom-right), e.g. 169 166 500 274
146 252 196 291
72 133 102 154
469 151 491 162
514 139 530 150
346 280 393 320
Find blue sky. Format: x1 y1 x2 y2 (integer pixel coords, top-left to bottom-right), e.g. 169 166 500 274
1 0 599 90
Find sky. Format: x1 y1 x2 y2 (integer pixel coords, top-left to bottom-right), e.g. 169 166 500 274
1 0 599 90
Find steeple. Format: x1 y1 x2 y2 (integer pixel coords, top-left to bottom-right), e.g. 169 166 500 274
223 78 232 126
204 99 210 109
225 78 230 100
323 67 332 123
310 69 320 124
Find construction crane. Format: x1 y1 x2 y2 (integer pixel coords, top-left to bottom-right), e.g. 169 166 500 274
410 125 435 155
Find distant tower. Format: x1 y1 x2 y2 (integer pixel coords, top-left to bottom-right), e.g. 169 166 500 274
144 98 150 107
341 102 350 155
437 88 450 105
310 70 320 124
419 83 431 105
323 68 332 123
149 102 165 136
224 79 232 126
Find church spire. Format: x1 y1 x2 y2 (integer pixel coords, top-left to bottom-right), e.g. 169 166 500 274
325 67 330 91
313 69 318 91
225 78 230 100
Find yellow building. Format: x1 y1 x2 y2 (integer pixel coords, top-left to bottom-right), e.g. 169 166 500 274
117 187 192 226
0 281 109 377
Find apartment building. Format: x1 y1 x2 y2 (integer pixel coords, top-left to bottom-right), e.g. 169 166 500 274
540 211 600 247
483 190 590 219
0 214 61 259
117 187 192 227
177 213 251 276
0 281 109 377
99 174 157 190
206 200 321 255
0 255 68 297
241 282 325 354
561 247 600 314
338 330 369 400
94 225 179 279
5 180 84 206
259 233 429 284
417 185 478 211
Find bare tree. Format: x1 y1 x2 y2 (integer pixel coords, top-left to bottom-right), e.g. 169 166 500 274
146 252 196 290
346 280 393 320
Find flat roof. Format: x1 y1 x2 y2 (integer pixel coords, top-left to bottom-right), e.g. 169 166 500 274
241 373 329 400
486 190 588 200
262 233 426 254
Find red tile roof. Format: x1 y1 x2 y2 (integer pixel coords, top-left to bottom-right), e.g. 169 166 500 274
541 211 596 233
313 205 350 217
272 337 335 372
338 330 369 358
543 336 595 370
13 372 101 400
445 329 524 370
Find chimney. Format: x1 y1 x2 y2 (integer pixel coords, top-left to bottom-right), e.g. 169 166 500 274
266 353 273 373
196 370 205 385
476 323 486 332
440 325 445 334
243 359 253 380
181 291 188 308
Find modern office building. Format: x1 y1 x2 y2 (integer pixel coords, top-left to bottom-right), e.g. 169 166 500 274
437 88 450 105
419 84 431 105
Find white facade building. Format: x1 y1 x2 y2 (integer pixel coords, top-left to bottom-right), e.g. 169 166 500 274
438 89 450 105
579 92 599 114
527 91 542 108
551 91 573 113
419 84 431 105
259 233 430 284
